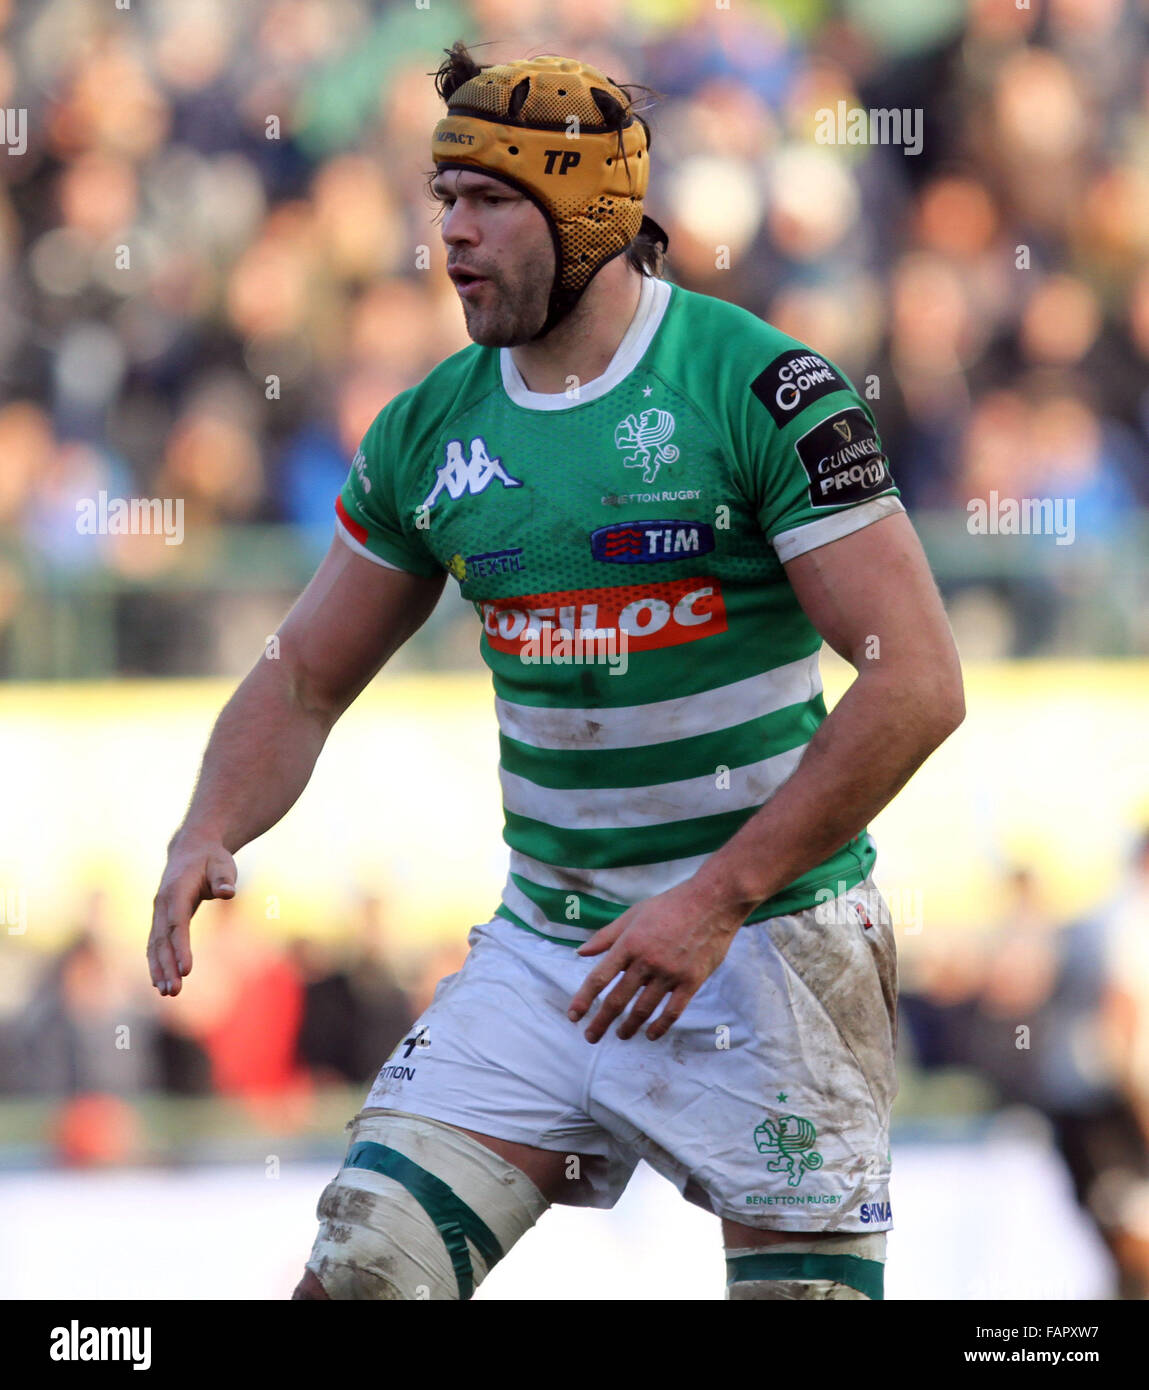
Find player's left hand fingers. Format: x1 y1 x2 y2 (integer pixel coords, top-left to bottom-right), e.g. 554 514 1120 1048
615 978 671 1040
644 984 695 1041
575 915 627 958
568 941 631 1021
583 964 650 1044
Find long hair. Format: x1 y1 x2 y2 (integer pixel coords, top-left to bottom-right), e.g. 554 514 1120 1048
428 40 667 278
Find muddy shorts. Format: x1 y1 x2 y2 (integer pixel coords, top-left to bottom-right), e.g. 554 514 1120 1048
363 874 898 1232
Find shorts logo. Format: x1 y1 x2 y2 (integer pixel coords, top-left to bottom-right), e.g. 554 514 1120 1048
615 408 680 485
860 1201 892 1224
421 436 522 511
590 520 714 564
401 1026 431 1058
754 1113 824 1187
479 577 727 655
794 407 894 509
751 349 849 427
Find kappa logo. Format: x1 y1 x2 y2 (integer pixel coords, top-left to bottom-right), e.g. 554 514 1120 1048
615 408 680 485
590 519 715 564
421 436 522 511
753 1113 824 1187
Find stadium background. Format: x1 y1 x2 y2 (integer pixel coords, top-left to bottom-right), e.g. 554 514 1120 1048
2 0 1148 1299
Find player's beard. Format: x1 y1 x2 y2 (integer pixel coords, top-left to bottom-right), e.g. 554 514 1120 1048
460 255 556 347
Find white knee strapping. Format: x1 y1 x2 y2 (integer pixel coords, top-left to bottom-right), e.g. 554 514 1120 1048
305 1109 549 1300
725 1232 887 1301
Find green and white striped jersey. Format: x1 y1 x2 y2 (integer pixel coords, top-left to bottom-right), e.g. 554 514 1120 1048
336 275 903 944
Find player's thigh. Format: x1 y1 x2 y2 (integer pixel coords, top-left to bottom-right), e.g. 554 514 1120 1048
452 1123 598 1205
720 1218 846 1249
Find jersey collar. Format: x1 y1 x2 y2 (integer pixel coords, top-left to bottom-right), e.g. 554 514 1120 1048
499 276 673 412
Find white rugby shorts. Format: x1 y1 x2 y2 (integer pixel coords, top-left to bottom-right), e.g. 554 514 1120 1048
362 874 898 1231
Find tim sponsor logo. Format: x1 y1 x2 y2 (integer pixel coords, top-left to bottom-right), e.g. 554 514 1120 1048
590 520 715 564
50 1321 151 1370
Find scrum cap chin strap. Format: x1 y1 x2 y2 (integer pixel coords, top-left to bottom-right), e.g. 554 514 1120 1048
431 54 668 339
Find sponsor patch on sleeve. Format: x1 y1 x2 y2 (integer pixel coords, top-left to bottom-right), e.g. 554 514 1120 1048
794 407 895 510
751 349 850 427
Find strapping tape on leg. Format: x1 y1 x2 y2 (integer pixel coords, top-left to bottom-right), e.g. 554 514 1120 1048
305 1109 549 1300
726 1233 886 1301
344 1139 502 1299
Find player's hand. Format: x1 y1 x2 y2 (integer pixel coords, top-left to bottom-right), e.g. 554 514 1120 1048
567 880 744 1043
147 838 237 997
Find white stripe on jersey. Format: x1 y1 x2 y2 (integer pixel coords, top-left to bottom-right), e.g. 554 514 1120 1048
494 654 821 752
508 848 710 904
498 743 806 830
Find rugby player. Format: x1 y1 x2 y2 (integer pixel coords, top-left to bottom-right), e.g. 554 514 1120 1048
147 42 964 1301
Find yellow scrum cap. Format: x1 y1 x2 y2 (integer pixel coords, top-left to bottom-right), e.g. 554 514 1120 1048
431 54 667 336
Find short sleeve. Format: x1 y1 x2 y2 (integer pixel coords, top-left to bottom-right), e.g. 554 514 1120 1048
742 344 904 563
334 406 443 578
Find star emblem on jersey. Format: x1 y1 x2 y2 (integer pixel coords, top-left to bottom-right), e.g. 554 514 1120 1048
421 435 522 511
753 1113 824 1187
614 408 679 485
642 385 653 398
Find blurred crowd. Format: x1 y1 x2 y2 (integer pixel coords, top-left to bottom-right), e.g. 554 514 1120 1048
899 832 1149 1299
0 885 466 1122
0 0 1146 668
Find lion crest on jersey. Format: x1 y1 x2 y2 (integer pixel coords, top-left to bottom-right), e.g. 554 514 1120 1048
614 408 680 484
754 1113 824 1187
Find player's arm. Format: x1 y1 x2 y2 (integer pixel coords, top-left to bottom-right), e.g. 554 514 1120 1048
569 508 963 1042
689 507 964 915
147 537 445 996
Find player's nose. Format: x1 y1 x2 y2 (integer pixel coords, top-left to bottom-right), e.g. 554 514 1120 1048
441 200 479 248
